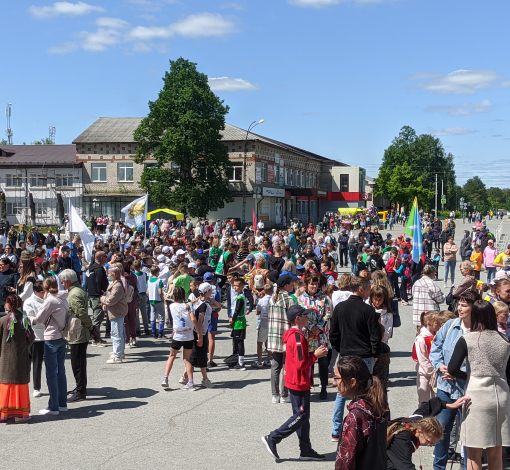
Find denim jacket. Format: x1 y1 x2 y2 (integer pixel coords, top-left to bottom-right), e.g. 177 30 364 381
429 318 466 399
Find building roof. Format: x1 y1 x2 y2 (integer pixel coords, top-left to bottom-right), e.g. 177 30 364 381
73 117 346 166
0 145 78 165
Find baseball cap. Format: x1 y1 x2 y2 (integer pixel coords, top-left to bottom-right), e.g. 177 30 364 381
162 246 170 253
403 254 409 259
398 235 403 239
341 228 346 232
198 282 213 294
124 244 131 249
176 249 186 256
157 254 166 262
405 237 411 242
277 274 294 288
386 233 392 239
203 272 214 282
197 254 207 262
286 304 313 322
188 262 197 269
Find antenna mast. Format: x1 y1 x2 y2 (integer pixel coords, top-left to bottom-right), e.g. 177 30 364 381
6 103 12 144
48 126 56 144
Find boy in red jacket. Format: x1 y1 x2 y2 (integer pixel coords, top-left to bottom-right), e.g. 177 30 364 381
262 304 328 461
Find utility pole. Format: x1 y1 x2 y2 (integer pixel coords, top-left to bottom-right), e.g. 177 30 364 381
441 179 444 213
435 173 438 219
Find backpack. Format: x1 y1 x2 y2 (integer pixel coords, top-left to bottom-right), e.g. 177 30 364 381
369 257 379 272
125 284 135 303
348 244 357 256
48 298 82 343
254 274 265 290
329 235 337 248
403 265 412 278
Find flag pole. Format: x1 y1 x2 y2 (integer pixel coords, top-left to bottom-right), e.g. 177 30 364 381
144 191 148 247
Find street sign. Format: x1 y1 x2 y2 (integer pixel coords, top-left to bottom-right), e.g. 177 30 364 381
441 198 446 204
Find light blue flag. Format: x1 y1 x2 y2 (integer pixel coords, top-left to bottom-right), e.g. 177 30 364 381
411 199 423 264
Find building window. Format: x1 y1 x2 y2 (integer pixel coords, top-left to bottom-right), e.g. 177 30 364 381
228 162 243 181
290 169 294 186
91 163 107 182
56 173 74 187
30 172 47 188
5 173 22 187
313 174 317 188
145 163 158 169
340 174 349 192
36 203 48 217
118 163 134 182
261 162 268 182
296 171 300 187
7 203 23 215
301 171 305 188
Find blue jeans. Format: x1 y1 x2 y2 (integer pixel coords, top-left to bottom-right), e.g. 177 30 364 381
110 317 126 358
444 260 456 284
46 248 53 259
44 339 67 411
150 302 165 335
349 256 357 274
434 389 467 470
487 267 496 284
332 356 375 437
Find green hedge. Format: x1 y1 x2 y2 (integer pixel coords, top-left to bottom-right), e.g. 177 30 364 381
438 211 461 218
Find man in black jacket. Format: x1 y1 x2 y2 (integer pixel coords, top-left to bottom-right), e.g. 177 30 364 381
45 230 58 260
338 229 349 268
329 276 382 439
87 251 109 346
423 226 434 258
196 254 213 277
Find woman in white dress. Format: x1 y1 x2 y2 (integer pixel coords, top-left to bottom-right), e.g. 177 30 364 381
448 299 510 470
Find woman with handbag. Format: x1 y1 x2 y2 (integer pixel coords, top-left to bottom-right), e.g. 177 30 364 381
32 277 70 416
429 290 482 469
101 267 128 364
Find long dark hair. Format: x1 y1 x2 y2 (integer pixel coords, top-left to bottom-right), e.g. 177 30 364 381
471 300 497 332
336 356 388 418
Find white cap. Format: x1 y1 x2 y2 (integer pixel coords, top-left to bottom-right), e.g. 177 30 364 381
157 254 166 262
198 283 213 294
176 249 186 256
188 262 197 269
162 246 170 253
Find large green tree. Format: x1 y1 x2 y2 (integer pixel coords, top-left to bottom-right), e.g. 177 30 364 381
463 176 489 213
374 126 457 211
133 57 233 217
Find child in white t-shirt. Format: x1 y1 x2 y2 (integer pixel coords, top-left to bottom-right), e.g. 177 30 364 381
252 284 273 369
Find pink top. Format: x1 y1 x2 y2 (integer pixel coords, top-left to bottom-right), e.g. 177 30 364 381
483 246 498 267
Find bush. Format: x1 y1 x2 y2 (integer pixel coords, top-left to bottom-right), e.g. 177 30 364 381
438 211 461 219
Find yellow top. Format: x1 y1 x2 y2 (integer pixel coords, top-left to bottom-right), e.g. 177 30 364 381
470 251 483 271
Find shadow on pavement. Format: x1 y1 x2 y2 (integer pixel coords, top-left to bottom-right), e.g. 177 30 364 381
276 451 337 463
390 351 413 358
211 377 270 390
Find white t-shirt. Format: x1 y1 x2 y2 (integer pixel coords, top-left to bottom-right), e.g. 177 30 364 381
194 299 212 334
171 303 194 342
256 294 271 329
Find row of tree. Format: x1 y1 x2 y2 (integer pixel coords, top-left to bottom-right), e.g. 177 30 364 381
374 126 507 215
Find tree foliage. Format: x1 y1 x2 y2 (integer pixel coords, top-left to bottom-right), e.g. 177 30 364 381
374 126 456 211
463 176 490 213
133 57 233 218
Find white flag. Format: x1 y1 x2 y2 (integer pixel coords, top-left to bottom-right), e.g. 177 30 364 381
69 201 95 264
121 195 148 228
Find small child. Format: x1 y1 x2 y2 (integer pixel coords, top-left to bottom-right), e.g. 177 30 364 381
493 300 509 335
148 265 165 339
335 356 389 469
262 305 328 461
432 249 441 280
252 283 273 369
470 247 482 280
174 262 192 300
229 278 249 370
133 260 149 336
396 253 411 305
355 254 367 275
386 396 470 469
413 311 441 404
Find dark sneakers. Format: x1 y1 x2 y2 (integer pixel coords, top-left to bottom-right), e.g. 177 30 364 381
299 449 326 461
319 389 328 400
67 392 86 403
261 435 279 460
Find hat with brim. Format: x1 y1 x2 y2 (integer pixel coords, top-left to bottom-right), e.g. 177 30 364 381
277 274 294 288
286 304 314 322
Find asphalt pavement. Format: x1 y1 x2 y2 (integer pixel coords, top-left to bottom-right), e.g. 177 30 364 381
1 217 507 469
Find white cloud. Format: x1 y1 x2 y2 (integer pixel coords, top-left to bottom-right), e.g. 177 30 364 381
77 28 122 51
47 41 79 54
410 69 508 95
287 0 390 6
29 1 104 18
425 99 494 117
221 2 245 10
96 17 130 29
432 127 476 136
128 13 237 41
208 77 258 92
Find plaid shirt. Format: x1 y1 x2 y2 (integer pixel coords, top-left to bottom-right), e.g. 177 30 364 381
267 291 296 353
411 276 445 325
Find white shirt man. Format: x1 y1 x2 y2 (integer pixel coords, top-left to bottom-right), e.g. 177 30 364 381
257 220 265 231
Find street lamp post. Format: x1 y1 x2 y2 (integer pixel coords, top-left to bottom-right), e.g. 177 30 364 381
242 119 264 228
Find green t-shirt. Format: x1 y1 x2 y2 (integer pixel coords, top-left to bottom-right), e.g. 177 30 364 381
174 274 192 300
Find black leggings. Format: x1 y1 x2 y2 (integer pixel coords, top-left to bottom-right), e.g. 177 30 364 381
31 341 45 391
387 272 400 299
234 339 245 356
400 278 409 302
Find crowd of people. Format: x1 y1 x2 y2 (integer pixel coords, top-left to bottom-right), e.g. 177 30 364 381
0 213 510 469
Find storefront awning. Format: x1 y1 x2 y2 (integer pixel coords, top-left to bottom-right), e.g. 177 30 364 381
286 188 317 197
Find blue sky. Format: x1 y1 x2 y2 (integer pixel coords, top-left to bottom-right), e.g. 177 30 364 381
2 0 509 187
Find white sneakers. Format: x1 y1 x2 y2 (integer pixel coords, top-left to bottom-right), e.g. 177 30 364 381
107 357 123 364
280 396 291 404
272 395 280 404
33 390 42 398
39 409 59 416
